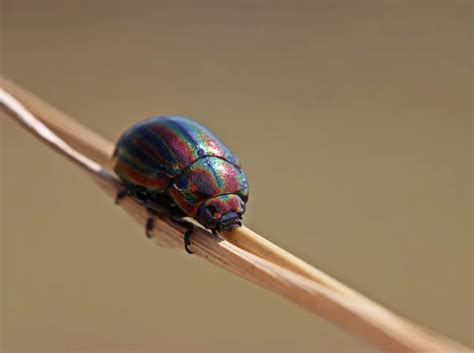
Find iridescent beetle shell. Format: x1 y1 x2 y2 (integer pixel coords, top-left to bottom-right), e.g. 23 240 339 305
113 116 249 232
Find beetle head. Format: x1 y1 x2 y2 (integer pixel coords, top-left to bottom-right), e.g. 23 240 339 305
196 194 245 232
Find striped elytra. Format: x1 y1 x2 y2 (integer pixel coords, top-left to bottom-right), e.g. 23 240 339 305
113 116 248 232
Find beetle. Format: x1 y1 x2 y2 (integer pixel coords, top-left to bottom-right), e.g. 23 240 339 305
113 116 249 253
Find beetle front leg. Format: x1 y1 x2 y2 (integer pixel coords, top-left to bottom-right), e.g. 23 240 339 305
170 214 195 254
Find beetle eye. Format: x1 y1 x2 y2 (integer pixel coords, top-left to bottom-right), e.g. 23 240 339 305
207 205 216 212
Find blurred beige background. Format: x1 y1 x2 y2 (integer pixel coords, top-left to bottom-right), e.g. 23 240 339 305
1 1 472 352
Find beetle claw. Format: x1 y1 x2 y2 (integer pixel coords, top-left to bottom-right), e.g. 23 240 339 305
183 228 194 254
145 216 155 238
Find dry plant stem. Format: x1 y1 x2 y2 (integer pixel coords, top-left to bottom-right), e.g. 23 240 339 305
0 78 469 353
0 79 114 168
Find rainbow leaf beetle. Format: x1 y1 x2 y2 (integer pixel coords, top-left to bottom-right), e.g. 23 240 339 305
113 116 249 253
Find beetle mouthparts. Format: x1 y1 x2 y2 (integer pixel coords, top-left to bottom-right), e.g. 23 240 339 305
216 221 239 233
215 212 241 233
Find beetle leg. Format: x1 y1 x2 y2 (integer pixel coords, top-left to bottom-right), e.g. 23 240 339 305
115 188 129 204
169 215 194 254
183 224 194 254
145 216 155 238
144 206 157 238
143 199 174 238
141 201 194 254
